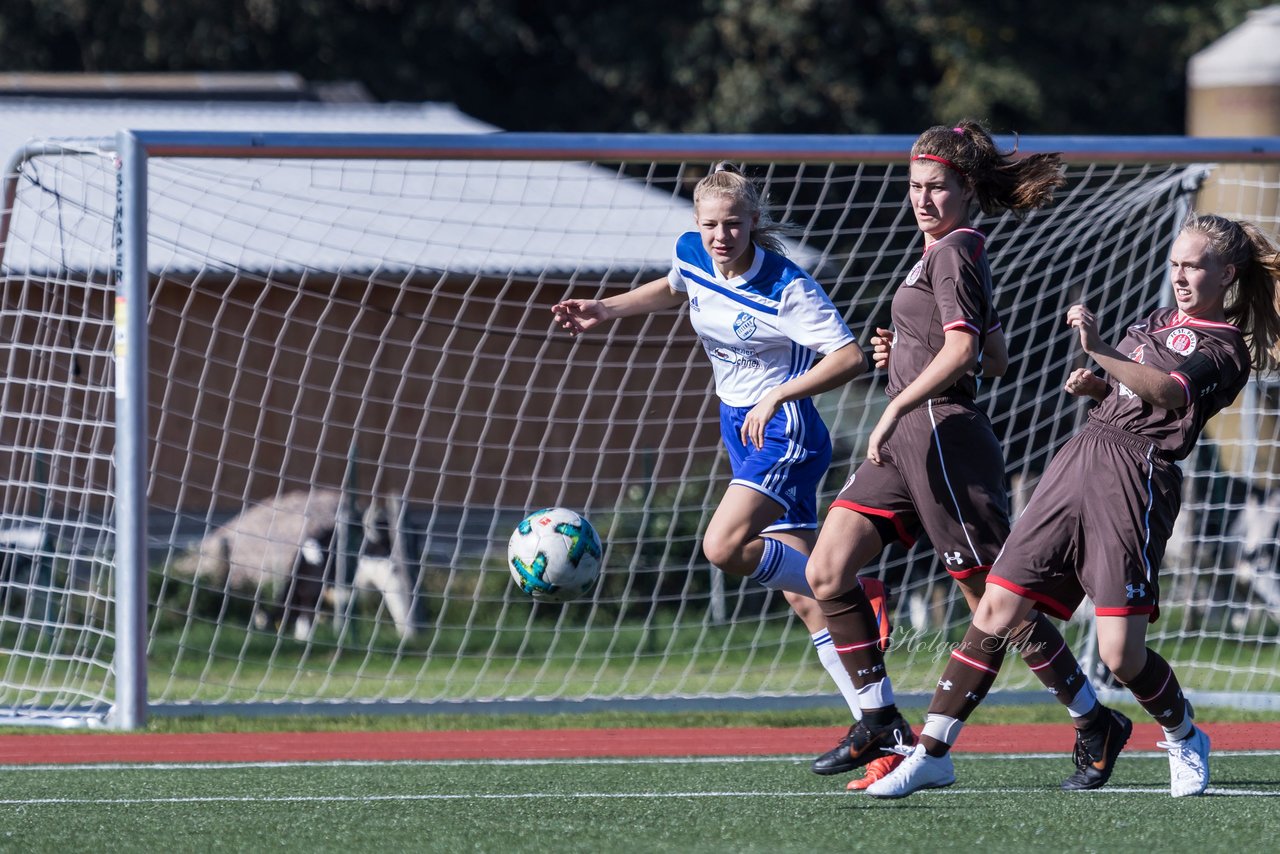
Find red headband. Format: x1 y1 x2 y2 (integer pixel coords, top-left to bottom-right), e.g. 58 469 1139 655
912 153 965 174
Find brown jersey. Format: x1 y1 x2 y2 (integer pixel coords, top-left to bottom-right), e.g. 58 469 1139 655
991 307 1251 622
1087 307 1250 459
887 228 999 400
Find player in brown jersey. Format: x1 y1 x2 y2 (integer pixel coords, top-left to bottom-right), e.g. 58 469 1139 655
867 213 1280 799
806 120 1092 790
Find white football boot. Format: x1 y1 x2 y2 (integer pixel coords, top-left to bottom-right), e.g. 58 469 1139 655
865 743 956 799
1157 725 1210 798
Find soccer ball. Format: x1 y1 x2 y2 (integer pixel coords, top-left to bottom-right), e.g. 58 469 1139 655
508 507 603 603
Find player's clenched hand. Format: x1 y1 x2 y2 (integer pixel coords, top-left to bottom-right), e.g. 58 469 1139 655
870 327 894 371
552 299 610 336
1063 368 1107 399
1065 304 1103 355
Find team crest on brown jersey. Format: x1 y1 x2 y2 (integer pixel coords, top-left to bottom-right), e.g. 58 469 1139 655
1165 327 1198 356
904 260 924 287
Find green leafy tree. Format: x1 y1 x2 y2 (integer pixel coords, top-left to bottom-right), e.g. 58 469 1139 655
911 0 1271 133
0 1 1269 135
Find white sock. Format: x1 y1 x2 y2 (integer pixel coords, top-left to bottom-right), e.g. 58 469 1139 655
1066 679 1099 718
856 676 895 710
750 538 813 596
812 629 862 721
922 713 963 747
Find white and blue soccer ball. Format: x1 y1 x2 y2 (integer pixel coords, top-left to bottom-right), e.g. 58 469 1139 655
508 507 602 603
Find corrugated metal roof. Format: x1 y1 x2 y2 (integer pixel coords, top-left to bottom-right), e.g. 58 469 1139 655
0 99 717 277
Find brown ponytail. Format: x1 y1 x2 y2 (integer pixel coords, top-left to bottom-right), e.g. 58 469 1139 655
910 119 1066 217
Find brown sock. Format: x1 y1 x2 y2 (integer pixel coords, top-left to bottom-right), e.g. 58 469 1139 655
921 624 1009 754
1118 649 1187 731
816 582 885 691
1014 613 1099 728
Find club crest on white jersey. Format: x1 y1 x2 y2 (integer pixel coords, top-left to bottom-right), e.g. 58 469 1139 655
666 231 854 407
733 311 758 341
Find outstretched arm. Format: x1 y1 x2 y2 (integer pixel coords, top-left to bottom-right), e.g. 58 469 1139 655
552 276 686 336
1066 304 1186 409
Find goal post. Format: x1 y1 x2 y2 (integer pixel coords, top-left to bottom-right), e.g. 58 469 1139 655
113 131 150 730
2 131 1279 729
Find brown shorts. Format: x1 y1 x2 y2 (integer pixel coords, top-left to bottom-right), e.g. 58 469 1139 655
831 397 1009 579
989 423 1181 622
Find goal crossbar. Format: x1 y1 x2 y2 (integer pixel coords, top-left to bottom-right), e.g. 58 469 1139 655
124 130 1280 163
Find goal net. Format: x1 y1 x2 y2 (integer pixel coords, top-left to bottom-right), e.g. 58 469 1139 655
2 133 1278 727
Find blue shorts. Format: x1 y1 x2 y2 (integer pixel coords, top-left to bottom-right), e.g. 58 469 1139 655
720 397 832 532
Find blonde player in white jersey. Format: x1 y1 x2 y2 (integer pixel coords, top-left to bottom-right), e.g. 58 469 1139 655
553 164 887 777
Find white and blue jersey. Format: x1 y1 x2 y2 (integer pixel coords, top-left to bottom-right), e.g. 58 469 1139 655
668 232 855 408
668 232 855 530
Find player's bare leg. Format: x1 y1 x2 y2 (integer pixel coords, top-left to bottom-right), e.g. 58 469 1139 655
702 485 814 595
1097 615 1209 796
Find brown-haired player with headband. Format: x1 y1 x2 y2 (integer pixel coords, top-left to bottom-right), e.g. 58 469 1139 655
553 163 886 757
805 121 1114 792
866 213 1280 798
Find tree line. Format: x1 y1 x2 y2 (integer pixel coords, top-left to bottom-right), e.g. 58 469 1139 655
0 1 1269 134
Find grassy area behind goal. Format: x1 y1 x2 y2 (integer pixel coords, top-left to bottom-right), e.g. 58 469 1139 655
139 610 1280 706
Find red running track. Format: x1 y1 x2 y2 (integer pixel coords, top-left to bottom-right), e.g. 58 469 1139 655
0 723 1276 765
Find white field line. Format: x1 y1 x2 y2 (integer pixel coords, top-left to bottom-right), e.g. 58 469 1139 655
0 752 1275 804
0 749 1275 773
0 786 1276 806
